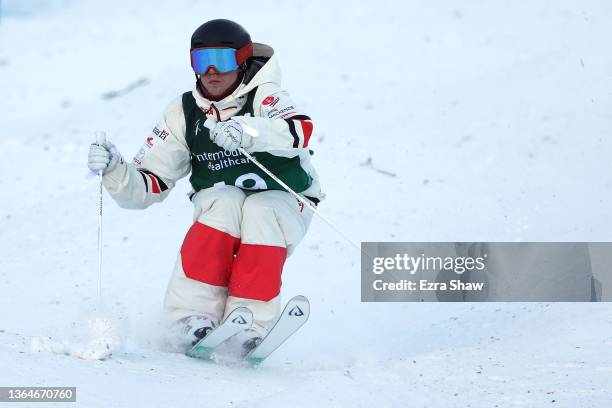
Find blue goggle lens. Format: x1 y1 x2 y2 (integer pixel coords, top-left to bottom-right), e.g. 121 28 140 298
190 48 239 74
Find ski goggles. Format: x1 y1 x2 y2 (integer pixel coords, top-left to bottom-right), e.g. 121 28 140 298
190 43 253 74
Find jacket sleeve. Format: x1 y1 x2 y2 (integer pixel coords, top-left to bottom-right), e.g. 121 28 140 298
237 83 314 155
102 97 191 209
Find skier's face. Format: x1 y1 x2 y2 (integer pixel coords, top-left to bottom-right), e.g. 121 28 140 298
200 66 240 100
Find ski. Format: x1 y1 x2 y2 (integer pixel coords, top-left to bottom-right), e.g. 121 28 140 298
245 295 310 366
187 307 252 360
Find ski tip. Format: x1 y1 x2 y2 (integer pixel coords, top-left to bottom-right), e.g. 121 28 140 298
229 306 252 315
224 307 253 327
290 295 309 303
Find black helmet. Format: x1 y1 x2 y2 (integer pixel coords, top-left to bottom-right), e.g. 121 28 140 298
191 19 252 52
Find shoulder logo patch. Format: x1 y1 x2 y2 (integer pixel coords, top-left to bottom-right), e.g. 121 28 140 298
262 95 276 105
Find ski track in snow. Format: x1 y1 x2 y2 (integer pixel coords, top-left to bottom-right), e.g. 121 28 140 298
1 0 612 406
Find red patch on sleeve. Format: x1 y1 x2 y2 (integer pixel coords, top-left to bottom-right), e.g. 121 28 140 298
262 96 275 105
147 174 160 194
299 120 313 147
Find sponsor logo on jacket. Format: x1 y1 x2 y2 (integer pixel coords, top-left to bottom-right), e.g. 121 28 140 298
262 95 280 107
134 134 156 165
267 105 296 119
133 147 146 165
152 126 169 141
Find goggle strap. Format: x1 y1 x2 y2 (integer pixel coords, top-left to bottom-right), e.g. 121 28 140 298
235 43 253 65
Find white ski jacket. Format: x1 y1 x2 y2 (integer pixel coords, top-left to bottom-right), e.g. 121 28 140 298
102 43 323 209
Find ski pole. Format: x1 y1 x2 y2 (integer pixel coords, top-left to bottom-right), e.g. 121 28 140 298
94 130 106 299
204 118 362 253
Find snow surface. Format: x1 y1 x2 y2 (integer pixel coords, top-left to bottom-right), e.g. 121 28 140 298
1 0 612 406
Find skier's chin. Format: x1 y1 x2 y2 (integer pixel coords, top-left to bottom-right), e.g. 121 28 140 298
203 84 232 100
205 87 226 97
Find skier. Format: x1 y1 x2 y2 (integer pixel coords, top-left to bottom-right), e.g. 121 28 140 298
87 19 323 354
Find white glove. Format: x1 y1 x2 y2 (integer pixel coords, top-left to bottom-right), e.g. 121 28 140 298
210 119 247 152
88 140 119 174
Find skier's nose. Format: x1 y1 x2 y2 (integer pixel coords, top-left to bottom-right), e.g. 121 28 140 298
204 66 220 76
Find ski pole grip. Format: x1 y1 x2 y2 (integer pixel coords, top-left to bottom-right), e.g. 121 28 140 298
95 130 107 145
